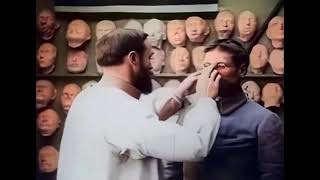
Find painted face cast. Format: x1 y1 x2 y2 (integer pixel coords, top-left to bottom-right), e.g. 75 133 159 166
60 83 81 114
143 19 166 48
37 43 57 74
66 19 91 48
167 20 187 47
96 20 116 40
66 49 88 73
237 10 257 42
214 10 235 39
170 47 191 74
185 16 210 43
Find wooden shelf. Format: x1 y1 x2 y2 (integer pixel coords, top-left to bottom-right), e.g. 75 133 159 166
37 73 283 78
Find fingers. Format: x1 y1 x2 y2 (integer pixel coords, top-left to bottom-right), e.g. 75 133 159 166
209 69 218 83
214 74 221 87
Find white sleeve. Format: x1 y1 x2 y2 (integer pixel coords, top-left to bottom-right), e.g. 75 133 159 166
103 97 221 162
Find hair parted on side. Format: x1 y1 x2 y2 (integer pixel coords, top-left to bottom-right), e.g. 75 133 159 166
204 39 249 71
96 28 148 66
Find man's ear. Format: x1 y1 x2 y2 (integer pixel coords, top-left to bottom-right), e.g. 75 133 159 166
239 64 247 76
128 51 139 66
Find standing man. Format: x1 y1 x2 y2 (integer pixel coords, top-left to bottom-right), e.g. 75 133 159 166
164 39 284 180
57 29 222 180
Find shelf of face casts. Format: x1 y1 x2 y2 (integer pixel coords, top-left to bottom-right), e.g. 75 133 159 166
36 73 283 78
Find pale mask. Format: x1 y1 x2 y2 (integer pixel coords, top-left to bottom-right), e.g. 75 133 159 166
269 49 284 75
192 46 206 70
123 19 143 31
167 20 187 47
36 80 57 109
37 108 60 136
261 83 283 108
66 49 88 73
238 10 257 42
38 146 59 173
82 80 98 90
66 19 91 48
214 10 235 39
151 79 162 90
37 9 59 41
250 44 269 74
143 19 166 48
185 16 210 43
60 83 81 114
164 79 181 88
266 16 284 48
95 20 116 40
241 80 261 102
37 43 57 74
170 47 191 74
150 47 165 74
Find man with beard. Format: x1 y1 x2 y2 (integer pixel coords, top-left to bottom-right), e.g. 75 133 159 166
163 39 284 180
57 28 222 180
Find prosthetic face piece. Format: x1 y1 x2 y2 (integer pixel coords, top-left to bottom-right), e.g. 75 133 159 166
167 20 187 47
185 16 210 43
143 19 166 48
164 79 181 88
269 49 284 75
37 43 57 74
66 49 88 73
266 16 284 48
60 83 81 113
214 10 235 39
249 44 269 74
241 81 261 102
192 46 206 70
261 83 283 108
150 47 165 74
82 80 98 90
123 19 143 31
151 79 162 90
37 9 59 40
36 80 57 109
170 47 191 74
66 19 91 48
37 108 61 136
238 10 257 42
38 146 59 173
96 20 116 40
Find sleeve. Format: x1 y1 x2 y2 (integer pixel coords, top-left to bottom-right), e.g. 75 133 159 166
257 113 284 180
103 97 221 162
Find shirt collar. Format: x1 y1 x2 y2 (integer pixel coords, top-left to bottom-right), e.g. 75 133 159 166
99 75 141 99
216 90 248 116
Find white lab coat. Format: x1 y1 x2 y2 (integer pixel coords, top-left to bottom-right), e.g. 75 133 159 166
57 84 220 180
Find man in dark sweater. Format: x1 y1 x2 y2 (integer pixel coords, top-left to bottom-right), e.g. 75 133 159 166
163 39 284 180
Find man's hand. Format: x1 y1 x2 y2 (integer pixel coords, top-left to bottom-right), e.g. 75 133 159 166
174 72 201 98
206 70 221 98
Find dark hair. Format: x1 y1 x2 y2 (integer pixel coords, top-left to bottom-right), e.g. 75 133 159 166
96 28 148 66
204 39 249 72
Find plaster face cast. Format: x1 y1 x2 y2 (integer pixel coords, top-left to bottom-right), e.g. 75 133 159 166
214 10 235 39
82 80 98 90
185 16 210 43
237 10 257 42
241 80 261 102
37 9 60 40
249 44 269 74
143 19 166 48
266 16 284 48
37 43 57 74
170 47 191 74
150 47 165 74
123 19 143 31
37 108 61 136
151 79 162 90
167 20 187 47
60 83 81 114
269 49 284 75
66 19 91 48
36 80 57 109
95 20 116 40
192 46 206 71
261 83 283 108
38 146 59 173
164 79 181 88
66 49 88 73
